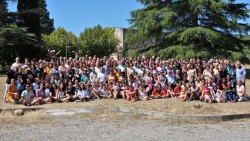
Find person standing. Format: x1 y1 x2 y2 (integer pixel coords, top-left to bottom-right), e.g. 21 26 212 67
236 61 246 85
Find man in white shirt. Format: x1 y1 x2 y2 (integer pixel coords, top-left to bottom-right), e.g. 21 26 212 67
97 68 106 83
166 70 175 85
11 57 22 70
89 68 98 83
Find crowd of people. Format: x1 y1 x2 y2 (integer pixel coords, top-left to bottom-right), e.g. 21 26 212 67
4 53 248 106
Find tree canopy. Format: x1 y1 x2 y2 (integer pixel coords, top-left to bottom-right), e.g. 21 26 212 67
127 0 250 62
42 27 78 58
79 25 119 57
0 0 54 65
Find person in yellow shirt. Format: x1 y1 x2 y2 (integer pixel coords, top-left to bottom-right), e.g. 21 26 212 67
6 79 18 103
44 62 51 77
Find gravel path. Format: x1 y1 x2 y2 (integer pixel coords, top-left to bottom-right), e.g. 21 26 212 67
0 114 250 141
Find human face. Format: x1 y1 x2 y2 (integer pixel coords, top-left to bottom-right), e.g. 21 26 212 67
59 84 64 89
40 83 44 89
26 85 31 91
16 57 20 63
11 79 15 84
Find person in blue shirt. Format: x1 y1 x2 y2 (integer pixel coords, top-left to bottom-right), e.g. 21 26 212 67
236 61 246 85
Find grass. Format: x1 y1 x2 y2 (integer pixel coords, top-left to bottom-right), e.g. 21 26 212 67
0 110 49 127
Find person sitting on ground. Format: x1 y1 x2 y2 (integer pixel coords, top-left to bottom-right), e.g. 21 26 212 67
138 85 149 101
56 83 70 102
200 83 213 103
100 85 112 99
113 83 123 100
36 83 51 104
173 83 181 98
151 85 162 99
5 79 19 103
179 81 188 99
236 80 247 102
167 85 176 98
224 81 237 102
21 84 40 106
66 81 76 101
211 85 225 103
183 81 200 101
76 83 90 101
124 85 137 102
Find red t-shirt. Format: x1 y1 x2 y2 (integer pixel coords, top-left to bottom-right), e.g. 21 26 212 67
174 86 181 93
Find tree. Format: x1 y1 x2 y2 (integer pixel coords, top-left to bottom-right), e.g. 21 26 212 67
17 0 54 38
0 0 8 27
42 27 78 58
17 0 41 38
39 0 54 35
0 0 49 65
79 25 119 57
127 0 250 62
0 25 40 65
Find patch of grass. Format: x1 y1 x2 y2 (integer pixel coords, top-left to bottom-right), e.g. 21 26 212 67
0 110 49 127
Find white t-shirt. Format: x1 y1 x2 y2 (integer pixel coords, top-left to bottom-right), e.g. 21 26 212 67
97 72 106 83
78 90 88 98
11 62 22 69
32 83 39 92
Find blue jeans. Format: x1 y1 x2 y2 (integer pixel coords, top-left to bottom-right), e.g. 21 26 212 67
226 93 236 101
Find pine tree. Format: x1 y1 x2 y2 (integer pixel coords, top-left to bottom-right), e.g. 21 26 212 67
17 0 41 38
39 0 54 35
0 0 8 27
127 0 250 62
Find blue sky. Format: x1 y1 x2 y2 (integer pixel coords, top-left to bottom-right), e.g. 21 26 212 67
8 0 250 36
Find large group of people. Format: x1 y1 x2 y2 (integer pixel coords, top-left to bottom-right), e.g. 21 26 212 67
4 52 248 106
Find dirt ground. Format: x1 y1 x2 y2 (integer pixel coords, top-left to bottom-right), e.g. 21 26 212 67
1 65 250 115
1 110 250 141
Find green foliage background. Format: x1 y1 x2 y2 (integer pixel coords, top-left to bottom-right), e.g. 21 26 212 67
126 0 250 63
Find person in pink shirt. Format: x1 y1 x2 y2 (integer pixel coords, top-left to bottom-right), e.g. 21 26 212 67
237 80 247 102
